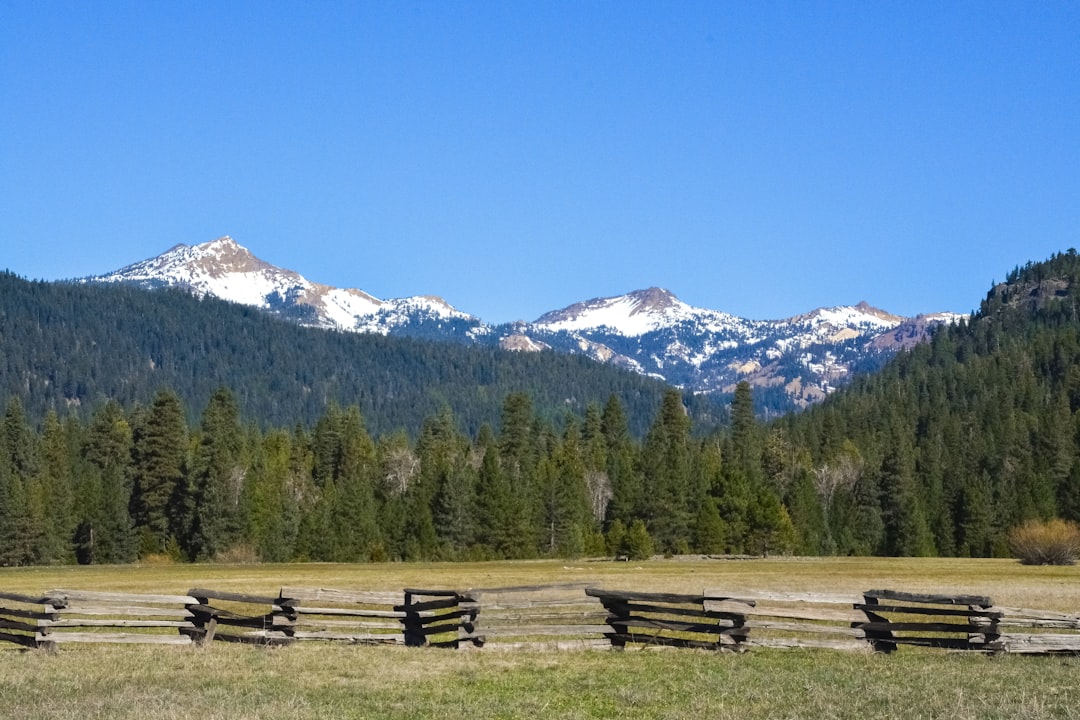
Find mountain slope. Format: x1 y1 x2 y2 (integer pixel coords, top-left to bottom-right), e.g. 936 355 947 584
90 236 483 335
776 249 1080 556
0 271 714 436
87 236 960 411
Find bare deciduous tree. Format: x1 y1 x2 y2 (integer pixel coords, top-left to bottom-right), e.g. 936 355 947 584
384 446 419 495
585 470 613 523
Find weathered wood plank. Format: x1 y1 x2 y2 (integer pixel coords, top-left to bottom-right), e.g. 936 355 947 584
290 631 405 643
35 632 194 645
200 616 218 645
605 601 741 621
706 589 862 605
403 588 462 598
744 619 865 637
279 588 403 606
586 588 706 606
604 632 740 650
857 621 983 634
744 637 871 651
705 602 864 623
398 598 461 613
0 606 56 621
864 590 993 608
987 633 1080 654
853 603 1001 619
476 599 602 611
473 639 612 651
0 591 58 606
614 616 741 634
415 620 469 637
991 607 1080 626
187 588 283 606
995 617 1080 629
38 619 195 629
189 607 279 628
292 606 407 619
0 618 39 633
292 618 401 630
481 610 610 624
467 582 593 596
49 590 200 605
55 605 195 619
471 625 613 638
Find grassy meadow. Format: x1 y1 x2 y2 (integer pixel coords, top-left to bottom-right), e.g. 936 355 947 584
1 556 1078 720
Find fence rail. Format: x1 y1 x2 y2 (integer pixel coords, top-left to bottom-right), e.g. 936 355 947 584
2 583 1077 655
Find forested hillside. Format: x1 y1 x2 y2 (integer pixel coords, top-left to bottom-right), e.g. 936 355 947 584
771 250 1080 556
0 272 720 437
2 252 1078 567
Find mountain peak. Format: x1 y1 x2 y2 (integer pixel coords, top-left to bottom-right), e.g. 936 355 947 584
534 287 705 337
84 235 952 411
627 287 679 314
185 236 272 276
87 236 480 334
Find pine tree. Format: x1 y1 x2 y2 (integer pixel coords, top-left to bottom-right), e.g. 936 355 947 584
540 418 592 557
640 389 693 554
475 430 530 557
79 401 137 563
730 382 764 485
129 390 189 555
603 395 641 525
623 519 654 560
186 387 246 560
692 497 726 554
330 406 382 561
30 411 77 563
0 398 40 565
245 429 300 562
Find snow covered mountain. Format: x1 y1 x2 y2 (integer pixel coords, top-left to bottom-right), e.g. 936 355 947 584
518 288 958 408
86 237 960 410
88 236 483 335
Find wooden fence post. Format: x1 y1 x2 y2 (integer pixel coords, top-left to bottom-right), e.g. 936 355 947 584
858 593 897 653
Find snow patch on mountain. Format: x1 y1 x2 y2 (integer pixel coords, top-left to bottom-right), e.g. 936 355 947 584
89 236 477 335
534 287 747 338
85 235 960 411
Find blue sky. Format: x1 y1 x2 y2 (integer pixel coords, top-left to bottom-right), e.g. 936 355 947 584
2 1 1077 323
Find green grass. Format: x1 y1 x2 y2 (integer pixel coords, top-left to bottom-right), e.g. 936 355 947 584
2 557 1079 719
2 643 1078 719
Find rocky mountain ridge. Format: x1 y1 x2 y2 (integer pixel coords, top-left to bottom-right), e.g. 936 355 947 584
87 236 961 410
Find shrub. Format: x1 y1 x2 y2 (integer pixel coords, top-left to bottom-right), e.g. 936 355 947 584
622 519 654 561
1008 518 1080 566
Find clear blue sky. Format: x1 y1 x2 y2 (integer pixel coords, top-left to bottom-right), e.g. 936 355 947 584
2 1 1077 323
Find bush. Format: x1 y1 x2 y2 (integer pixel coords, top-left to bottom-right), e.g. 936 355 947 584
1008 519 1080 566
622 519 654 561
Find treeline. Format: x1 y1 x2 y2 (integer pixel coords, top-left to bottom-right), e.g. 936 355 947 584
4 251 1080 565
0 385 796 566
0 272 722 437
769 250 1080 556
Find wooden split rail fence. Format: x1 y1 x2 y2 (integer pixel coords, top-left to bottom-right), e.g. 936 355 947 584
1 585 1077 655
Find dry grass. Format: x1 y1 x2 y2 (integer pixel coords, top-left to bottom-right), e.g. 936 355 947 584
1009 519 1080 566
2 557 1079 719
3 555 1078 609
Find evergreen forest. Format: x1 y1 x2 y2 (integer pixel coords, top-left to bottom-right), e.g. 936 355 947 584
1 251 1080 565
0 272 721 437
